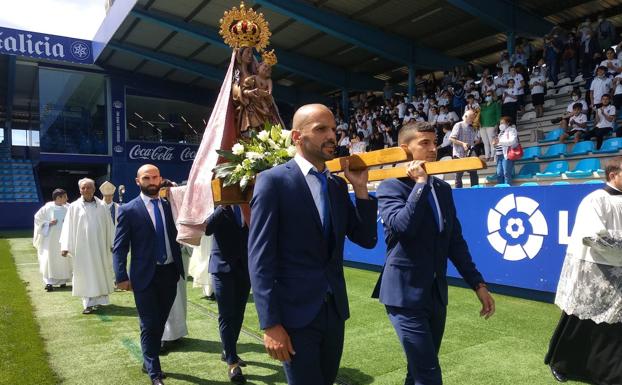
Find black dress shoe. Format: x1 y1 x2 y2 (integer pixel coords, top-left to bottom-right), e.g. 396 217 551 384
45 284 53 292
59 284 67 288
205 294 216 301
228 366 246 384
142 364 167 379
550 366 567 382
151 378 165 385
82 306 94 314
221 352 247 367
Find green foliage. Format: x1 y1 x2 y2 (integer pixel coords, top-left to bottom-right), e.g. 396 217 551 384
215 124 296 190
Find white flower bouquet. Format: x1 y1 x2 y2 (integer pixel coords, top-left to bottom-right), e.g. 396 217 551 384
214 123 296 191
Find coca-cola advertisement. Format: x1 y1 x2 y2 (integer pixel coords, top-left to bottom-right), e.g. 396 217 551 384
126 142 197 163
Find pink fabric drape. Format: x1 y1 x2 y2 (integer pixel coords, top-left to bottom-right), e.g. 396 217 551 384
175 51 237 246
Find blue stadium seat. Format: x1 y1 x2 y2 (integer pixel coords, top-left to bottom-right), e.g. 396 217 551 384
565 158 601 178
516 163 540 179
540 143 567 159
521 146 541 160
594 137 622 154
520 182 540 186
539 128 564 143
535 161 569 178
565 141 594 157
494 183 511 187
470 184 486 188
551 181 570 185
583 180 605 184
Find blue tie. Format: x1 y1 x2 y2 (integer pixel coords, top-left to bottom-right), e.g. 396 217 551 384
110 204 116 223
150 199 168 264
308 169 332 238
427 182 442 232
232 205 242 227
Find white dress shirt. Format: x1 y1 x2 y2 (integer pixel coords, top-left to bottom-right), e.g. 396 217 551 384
140 192 174 264
294 154 328 226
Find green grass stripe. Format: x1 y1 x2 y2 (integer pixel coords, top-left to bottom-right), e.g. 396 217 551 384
0 239 59 385
121 336 144 362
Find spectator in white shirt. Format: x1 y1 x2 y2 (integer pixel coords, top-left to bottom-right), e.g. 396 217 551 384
509 65 526 109
494 67 507 98
585 94 616 149
397 98 408 119
600 48 621 78
436 123 453 159
498 51 511 74
590 66 612 110
502 78 518 125
481 76 495 97
349 132 367 155
557 89 589 130
529 67 546 118
612 72 622 110
559 103 588 143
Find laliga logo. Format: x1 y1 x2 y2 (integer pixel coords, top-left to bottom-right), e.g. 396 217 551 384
487 194 548 261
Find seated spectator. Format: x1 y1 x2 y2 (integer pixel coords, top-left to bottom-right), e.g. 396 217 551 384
492 115 518 185
502 78 518 125
437 105 459 127
480 90 502 161
467 82 480 102
349 132 367 155
555 89 588 128
368 129 385 151
590 66 612 111
428 106 439 128
559 103 588 143
584 94 616 149
600 48 621 78
415 104 428 121
436 123 453 159
437 90 451 107
529 66 546 118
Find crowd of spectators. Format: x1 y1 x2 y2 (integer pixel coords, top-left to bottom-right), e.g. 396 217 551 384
330 14 622 158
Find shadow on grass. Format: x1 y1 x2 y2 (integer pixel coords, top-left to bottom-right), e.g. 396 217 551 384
339 367 374 385
100 304 138 317
165 359 284 385
165 372 231 385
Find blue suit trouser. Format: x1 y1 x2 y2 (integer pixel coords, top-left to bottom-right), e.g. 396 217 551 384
386 286 447 385
133 264 178 380
212 268 251 365
283 295 345 385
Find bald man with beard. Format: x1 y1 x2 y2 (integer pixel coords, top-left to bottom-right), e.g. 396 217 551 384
248 104 378 385
113 164 185 385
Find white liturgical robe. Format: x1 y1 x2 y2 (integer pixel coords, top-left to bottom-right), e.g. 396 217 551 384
33 202 72 285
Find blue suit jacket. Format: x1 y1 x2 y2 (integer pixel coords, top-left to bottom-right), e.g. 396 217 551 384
373 177 484 309
248 159 378 329
112 196 184 292
205 205 248 274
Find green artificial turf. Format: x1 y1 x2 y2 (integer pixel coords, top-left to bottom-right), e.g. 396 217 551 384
0 239 58 385
3 233 580 385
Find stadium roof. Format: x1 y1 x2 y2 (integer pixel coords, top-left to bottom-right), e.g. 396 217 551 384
96 0 622 102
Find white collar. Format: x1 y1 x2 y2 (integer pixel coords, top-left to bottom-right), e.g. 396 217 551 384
294 153 329 177
606 183 622 193
140 192 159 205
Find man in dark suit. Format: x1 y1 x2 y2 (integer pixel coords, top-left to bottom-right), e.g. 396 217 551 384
205 204 251 384
248 104 378 385
113 164 185 385
373 121 495 385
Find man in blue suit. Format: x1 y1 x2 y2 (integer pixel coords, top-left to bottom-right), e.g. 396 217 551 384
373 121 495 385
113 164 184 385
205 204 250 384
248 104 378 385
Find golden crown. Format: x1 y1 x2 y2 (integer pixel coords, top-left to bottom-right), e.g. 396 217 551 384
261 49 277 67
219 2 271 51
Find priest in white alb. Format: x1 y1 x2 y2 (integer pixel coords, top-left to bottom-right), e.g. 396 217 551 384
33 188 72 292
545 156 622 384
60 178 116 314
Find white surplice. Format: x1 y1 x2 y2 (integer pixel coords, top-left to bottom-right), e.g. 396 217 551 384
162 245 191 341
33 202 72 285
59 197 115 306
188 235 214 296
555 186 622 324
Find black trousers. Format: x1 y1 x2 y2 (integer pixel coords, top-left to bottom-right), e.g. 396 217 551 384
212 268 251 365
133 264 179 380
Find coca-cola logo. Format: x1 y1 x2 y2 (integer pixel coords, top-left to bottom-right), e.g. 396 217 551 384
129 144 174 161
180 147 196 162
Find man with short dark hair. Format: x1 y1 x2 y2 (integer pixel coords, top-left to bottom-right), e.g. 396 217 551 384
374 121 495 385
33 188 71 292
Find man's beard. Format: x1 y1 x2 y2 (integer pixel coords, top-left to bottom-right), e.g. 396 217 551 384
140 184 160 196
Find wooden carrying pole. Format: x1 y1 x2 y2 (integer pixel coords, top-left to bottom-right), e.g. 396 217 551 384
212 148 487 205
